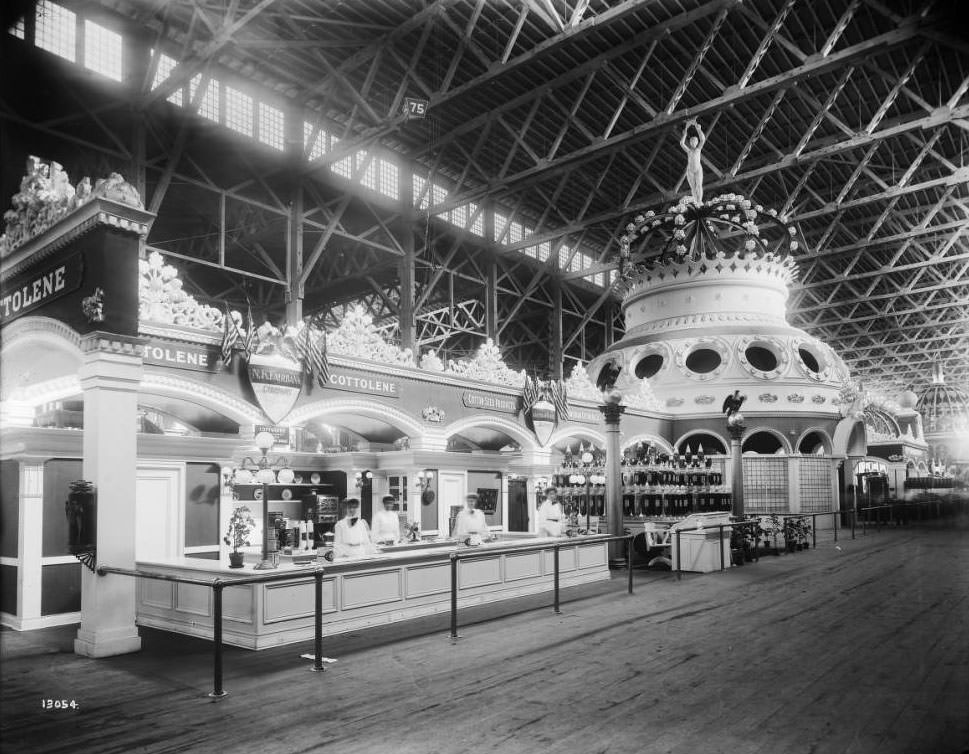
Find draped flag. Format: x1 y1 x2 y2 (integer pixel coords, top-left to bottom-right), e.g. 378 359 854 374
309 329 330 387
241 303 255 360
220 305 238 367
522 375 540 412
550 380 570 421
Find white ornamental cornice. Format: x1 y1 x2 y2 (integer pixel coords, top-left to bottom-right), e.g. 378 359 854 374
1 197 154 281
79 331 146 356
622 310 787 336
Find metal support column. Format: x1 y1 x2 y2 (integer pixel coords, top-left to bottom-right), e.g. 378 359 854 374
599 395 626 566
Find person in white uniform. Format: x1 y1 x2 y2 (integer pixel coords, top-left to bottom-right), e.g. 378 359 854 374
452 494 491 543
371 495 401 545
536 490 564 538
333 498 377 558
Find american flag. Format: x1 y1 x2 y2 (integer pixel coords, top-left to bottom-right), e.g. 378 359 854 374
522 375 540 411
550 380 570 421
241 303 255 360
308 327 330 387
220 305 238 366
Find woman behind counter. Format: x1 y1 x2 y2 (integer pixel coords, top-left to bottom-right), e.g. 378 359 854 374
452 494 491 543
333 498 378 558
371 495 401 545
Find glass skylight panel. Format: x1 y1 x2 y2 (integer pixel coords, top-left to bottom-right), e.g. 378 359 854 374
84 20 122 81
303 121 328 159
151 52 183 105
559 246 571 269
494 212 509 243
357 152 378 190
431 183 448 207
225 87 253 137
378 160 399 199
257 103 284 151
538 241 551 261
451 204 468 229
508 221 524 244
10 17 25 38
413 176 428 209
191 76 221 122
468 204 484 236
35 1 76 62
332 154 353 179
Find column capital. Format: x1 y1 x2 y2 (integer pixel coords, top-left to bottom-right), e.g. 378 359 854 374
79 331 147 357
78 332 145 391
599 401 626 425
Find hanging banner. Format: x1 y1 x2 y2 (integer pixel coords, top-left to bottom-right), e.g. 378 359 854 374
247 353 303 424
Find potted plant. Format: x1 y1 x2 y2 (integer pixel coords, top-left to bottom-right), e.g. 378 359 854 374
783 517 799 553
729 519 747 565
800 518 812 550
224 506 257 568
759 514 781 555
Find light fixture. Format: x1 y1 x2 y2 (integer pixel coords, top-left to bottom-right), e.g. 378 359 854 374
415 470 434 491
354 470 374 488
230 431 293 570
534 477 550 491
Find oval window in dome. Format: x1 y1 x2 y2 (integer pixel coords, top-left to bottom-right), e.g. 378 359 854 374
799 348 821 373
745 345 778 372
685 348 721 374
635 354 664 379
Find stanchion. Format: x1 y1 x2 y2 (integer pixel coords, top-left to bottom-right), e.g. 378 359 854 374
833 511 839 543
553 545 561 613
312 569 324 672
850 508 855 540
675 528 682 581
449 553 459 640
812 515 817 549
626 535 634 594
209 580 226 699
719 525 725 571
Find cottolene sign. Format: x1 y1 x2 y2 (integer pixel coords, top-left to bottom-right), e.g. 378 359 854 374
326 370 400 397
0 257 83 325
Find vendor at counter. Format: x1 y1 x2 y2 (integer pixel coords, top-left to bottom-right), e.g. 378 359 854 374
536 490 565 537
372 495 402 545
453 494 492 543
334 498 378 558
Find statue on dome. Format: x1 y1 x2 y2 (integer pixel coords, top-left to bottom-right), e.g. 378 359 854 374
680 118 706 204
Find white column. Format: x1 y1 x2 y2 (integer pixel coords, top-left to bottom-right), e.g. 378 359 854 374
18 463 45 627
74 334 144 658
787 456 801 514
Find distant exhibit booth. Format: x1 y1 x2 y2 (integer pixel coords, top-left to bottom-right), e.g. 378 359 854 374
0 160 926 654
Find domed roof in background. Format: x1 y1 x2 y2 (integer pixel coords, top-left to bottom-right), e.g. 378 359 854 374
898 389 919 410
916 364 969 435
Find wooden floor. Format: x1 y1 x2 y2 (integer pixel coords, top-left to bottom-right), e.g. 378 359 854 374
3 522 968 754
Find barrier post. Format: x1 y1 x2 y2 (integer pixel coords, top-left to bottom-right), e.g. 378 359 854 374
449 553 459 640
626 536 634 594
208 579 226 699
553 545 561 614
719 525 725 571
312 569 324 672
850 508 855 540
675 528 682 581
833 511 838 543
812 514 817 549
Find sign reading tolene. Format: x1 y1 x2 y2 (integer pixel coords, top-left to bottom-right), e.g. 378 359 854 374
0 256 83 325
568 406 602 424
462 391 519 414
143 340 220 372
327 370 399 398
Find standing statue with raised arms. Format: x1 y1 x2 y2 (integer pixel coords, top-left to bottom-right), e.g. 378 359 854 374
680 118 706 204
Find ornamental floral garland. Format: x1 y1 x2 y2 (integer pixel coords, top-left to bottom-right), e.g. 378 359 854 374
326 305 414 365
445 339 526 387
139 251 225 331
563 362 602 401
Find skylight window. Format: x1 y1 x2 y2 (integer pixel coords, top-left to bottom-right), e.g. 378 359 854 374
303 121 328 159
191 75 221 122
9 17 25 38
378 160 399 199
258 104 285 151
468 204 484 236
151 52 183 105
494 212 509 243
225 87 253 137
84 20 122 81
332 154 353 179
357 152 378 191
35 1 76 62
451 204 468 229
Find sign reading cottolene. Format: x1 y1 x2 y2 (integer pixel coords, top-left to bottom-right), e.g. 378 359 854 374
0 257 83 325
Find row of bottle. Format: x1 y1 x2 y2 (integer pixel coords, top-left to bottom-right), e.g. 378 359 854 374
552 470 724 487
621 492 731 517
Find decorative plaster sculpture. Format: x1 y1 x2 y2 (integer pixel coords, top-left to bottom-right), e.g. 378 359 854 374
680 119 706 204
445 338 526 387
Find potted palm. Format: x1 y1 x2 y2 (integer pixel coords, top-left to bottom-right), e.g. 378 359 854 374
224 506 257 568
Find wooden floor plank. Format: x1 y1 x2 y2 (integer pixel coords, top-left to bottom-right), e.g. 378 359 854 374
2 522 968 754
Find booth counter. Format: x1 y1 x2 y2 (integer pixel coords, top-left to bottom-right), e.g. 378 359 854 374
135 535 611 649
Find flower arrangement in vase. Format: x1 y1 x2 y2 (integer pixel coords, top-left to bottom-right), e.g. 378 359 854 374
758 514 782 555
224 506 257 568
